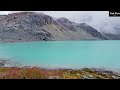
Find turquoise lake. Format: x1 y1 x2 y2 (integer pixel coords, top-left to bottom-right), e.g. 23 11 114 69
0 41 120 70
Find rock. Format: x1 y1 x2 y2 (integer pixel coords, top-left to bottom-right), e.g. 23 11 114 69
81 75 95 79
88 75 94 78
48 76 61 79
0 59 7 67
76 73 80 76
57 17 77 31
111 76 120 79
82 76 88 79
98 75 103 78
0 63 4 67
111 76 116 79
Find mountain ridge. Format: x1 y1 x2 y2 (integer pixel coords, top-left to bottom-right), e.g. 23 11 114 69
0 12 108 43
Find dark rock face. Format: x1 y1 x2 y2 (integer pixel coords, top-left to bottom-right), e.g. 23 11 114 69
0 12 109 42
0 12 53 42
57 17 77 31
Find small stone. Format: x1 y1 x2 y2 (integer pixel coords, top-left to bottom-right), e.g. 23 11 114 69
82 76 90 79
88 75 93 78
111 76 120 79
111 76 116 79
81 75 95 79
98 75 103 78
76 73 80 76
48 76 61 79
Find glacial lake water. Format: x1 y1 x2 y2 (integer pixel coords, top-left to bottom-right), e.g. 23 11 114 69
0 41 120 70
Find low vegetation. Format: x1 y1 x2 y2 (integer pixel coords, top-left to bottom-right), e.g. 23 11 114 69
0 67 119 79
0 59 119 79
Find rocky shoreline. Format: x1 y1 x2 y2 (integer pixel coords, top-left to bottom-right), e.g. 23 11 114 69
0 59 120 79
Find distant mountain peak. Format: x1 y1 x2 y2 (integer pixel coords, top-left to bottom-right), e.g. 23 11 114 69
57 17 75 24
57 17 70 21
56 17 77 31
79 23 89 26
1 12 54 27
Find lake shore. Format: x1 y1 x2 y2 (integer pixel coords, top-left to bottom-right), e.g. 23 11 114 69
0 67 120 79
0 40 119 44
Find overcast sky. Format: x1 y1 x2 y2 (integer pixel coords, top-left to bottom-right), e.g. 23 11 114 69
0 11 120 34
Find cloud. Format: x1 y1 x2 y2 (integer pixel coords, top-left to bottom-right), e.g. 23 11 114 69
69 11 120 34
0 11 10 15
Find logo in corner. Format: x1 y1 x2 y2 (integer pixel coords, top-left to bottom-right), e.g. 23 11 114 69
109 11 120 17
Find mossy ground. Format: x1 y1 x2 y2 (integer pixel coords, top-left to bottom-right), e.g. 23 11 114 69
0 67 119 79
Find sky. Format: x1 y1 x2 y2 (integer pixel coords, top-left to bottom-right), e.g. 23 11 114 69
0 11 120 34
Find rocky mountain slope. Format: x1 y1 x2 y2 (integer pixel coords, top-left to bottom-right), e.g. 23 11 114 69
0 12 108 42
0 15 7 20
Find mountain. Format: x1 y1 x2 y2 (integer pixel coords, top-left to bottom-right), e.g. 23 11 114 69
0 12 108 42
0 15 7 20
101 24 120 40
57 17 108 40
76 23 108 40
103 33 120 40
